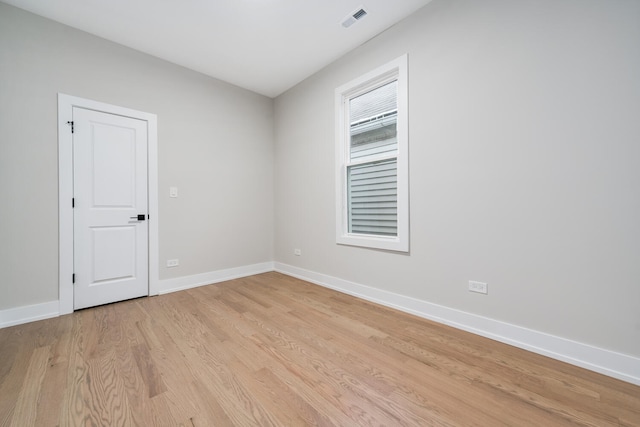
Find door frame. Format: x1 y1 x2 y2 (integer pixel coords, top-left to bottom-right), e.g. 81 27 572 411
58 94 159 314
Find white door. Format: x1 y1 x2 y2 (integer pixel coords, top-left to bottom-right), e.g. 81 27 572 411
73 107 149 310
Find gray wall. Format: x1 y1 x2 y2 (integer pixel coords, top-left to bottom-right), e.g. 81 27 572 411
0 2 274 310
274 0 640 357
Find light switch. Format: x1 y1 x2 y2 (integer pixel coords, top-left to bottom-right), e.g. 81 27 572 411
169 186 178 198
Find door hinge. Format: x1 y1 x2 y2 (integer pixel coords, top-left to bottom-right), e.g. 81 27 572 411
72 198 75 208
72 273 75 284
67 121 74 133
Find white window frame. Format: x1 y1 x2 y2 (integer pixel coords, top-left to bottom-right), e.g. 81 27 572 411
335 54 409 252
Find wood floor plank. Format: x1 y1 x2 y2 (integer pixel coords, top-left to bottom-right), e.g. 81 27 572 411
142 301 218 423
83 348 136 426
1 272 639 426
188 378 236 427
243 314 444 425
282 308 507 424
131 343 166 398
57 313 89 426
9 345 50 427
0 346 31 427
33 320 73 426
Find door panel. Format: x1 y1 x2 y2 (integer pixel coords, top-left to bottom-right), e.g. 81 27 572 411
91 226 136 282
73 107 148 310
92 123 137 207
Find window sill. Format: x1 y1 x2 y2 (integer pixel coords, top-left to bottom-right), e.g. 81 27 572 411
336 233 408 253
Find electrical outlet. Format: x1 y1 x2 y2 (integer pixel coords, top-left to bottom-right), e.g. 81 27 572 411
166 259 179 267
294 248 301 256
469 280 488 294
169 186 178 198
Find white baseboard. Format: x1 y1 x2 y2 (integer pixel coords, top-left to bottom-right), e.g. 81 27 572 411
274 262 640 386
158 262 275 295
3 263 638 386
0 300 60 328
0 262 274 329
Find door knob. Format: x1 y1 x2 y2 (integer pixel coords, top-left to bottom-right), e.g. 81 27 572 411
130 214 146 221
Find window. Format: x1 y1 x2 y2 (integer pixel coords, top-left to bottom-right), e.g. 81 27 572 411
335 55 409 252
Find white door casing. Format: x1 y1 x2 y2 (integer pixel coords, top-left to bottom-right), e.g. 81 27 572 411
73 108 148 309
58 94 159 314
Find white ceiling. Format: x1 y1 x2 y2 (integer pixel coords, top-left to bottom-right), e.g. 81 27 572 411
3 0 432 97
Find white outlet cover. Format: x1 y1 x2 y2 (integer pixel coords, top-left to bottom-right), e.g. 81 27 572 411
169 186 178 198
469 280 488 294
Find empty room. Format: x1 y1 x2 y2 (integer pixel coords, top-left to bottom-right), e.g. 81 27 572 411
0 0 639 425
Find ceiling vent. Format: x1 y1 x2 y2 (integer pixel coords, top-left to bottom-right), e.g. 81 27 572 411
342 7 368 28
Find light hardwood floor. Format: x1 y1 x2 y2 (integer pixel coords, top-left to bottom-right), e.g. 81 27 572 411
1 272 638 426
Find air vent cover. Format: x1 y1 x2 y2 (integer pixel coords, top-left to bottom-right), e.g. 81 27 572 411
353 9 367 20
342 7 368 28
